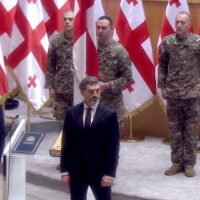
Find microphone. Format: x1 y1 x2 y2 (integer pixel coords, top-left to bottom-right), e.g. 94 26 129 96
7 115 20 138
12 114 19 121
6 114 19 121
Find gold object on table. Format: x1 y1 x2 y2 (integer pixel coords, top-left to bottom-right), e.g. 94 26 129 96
49 131 62 157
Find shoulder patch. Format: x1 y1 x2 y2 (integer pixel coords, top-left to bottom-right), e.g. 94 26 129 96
159 44 165 54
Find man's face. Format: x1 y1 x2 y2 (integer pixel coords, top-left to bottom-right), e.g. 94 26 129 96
81 84 100 107
63 11 74 32
175 13 191 38
96 19 113 45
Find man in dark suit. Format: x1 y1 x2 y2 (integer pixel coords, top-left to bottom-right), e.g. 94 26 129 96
60 76 120 200
0 104 6 162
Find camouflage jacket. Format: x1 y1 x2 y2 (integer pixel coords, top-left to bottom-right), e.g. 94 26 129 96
158 33 200 99
45 33 74 94
97 39 133 106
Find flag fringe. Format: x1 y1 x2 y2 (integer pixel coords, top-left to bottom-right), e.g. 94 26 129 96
12 86 51 116
0 65 19 106
8 86 20 99
6 65 51 114
154 94 166 114
130 95 157 117
0 94 9 108
6 65 20 89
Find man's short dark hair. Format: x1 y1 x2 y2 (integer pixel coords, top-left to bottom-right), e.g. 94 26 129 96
79 76 99 91
63 9 74 15
176 11 191 20
98 15 113 27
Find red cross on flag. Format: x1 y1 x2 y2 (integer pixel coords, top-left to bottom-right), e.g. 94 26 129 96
7 0 49 110
73 0 99 104
115 0 156 112
198 24 200 36
155 0 192 103
41 0 73 39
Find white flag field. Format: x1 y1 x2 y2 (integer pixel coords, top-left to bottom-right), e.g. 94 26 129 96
155 0 192 103
115 0 156 112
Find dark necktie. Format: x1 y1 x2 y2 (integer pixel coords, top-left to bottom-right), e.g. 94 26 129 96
85 108 92 128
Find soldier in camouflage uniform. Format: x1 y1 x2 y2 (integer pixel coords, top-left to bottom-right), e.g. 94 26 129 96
96 16 133 132
158 11 200 177
45 10 74 121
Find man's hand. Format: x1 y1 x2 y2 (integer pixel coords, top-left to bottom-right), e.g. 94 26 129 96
61 174 70 189
49 88 55 98
99 82 111 91
161 88 166 99
101 175 114 187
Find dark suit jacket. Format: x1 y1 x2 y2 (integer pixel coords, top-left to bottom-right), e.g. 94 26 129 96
60 102 120 182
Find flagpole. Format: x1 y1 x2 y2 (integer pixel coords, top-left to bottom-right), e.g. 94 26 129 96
121 113 144 143
128 113 144 142
26 102 31 132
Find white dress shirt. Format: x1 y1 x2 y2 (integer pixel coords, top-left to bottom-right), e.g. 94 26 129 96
83 101 99 127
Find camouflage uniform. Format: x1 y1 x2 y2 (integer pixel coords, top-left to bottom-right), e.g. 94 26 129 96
158 33 200 166
97 39 133 131
45 33 74 120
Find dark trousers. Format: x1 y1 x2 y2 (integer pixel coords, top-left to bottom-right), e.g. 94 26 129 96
70 177 111 200
0 105 5 161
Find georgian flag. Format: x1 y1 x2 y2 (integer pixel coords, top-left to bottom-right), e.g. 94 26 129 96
7 0 49 110
115 0 156 112
155 0 192 101
73 0 99 104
